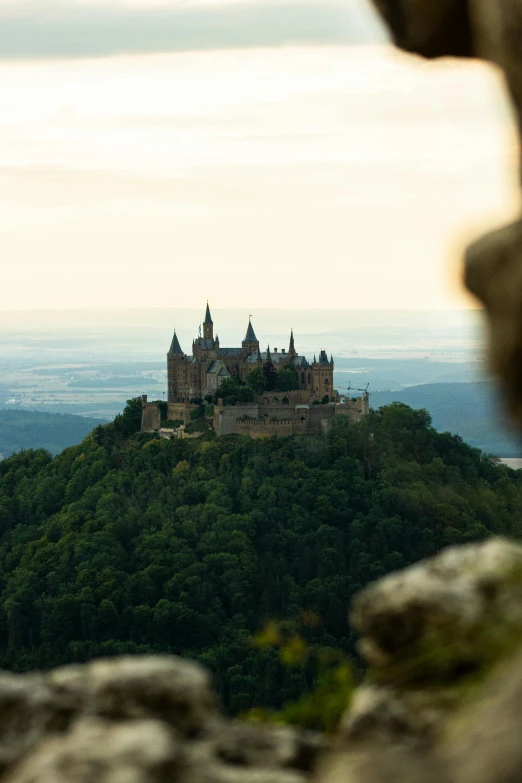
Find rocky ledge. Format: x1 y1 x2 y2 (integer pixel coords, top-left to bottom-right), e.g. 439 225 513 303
0 655 325 783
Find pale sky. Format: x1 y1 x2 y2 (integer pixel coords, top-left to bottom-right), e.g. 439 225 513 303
0 0 520 311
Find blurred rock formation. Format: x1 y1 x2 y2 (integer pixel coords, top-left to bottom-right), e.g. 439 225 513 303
372 0 522 428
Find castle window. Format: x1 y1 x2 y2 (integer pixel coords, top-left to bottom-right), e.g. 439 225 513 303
300 372 305 384
282 396 289 405
325 378 329 385
308 373 311 384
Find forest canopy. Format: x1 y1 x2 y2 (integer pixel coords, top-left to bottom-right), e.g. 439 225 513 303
0 399 520 714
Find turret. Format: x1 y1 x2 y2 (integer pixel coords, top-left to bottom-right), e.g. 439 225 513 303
203 302 213 341
167 329 185 403
311 349 333 401
168 330 184 356
288 329 296 356
242 317 260 356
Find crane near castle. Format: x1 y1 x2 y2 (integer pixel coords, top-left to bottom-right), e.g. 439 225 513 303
141 303 369 438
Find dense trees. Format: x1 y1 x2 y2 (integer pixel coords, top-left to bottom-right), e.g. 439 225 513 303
246 365 299 395
0 400 520 713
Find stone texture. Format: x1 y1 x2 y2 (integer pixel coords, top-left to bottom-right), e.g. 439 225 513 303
8 718 181 783
321 539 522 783
444 648 522 783
334 539 522 750
0 655 325 783
352 538 522 684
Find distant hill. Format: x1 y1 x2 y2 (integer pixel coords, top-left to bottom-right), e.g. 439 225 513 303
0 410 108 458
371 382 521 457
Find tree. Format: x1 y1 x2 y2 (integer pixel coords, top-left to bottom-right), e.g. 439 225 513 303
246 368 268 395
275 368 299 392
263 362 278 392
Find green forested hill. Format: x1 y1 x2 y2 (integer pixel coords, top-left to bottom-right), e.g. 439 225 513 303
0 399 520 714
0 410 107 459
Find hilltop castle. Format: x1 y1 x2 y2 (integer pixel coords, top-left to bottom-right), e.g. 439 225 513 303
141 303 369 438
167 303 334 403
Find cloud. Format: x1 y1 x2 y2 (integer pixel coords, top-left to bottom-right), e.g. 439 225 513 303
0 0 388 59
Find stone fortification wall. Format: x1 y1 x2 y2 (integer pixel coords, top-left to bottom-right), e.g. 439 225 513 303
213 404 260 436
309 403 336 429
146 397 369 437
141 400 201 433
235 418 295 439
258 390 311 406
335 395 369 425
140 403 161 433
167 402 197 425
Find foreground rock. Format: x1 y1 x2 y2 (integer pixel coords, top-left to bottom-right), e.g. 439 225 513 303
321 538 522 783
0 656 324 783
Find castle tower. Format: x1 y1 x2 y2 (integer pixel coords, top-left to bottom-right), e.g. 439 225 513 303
242 317 260 357
312 349 334 401
167 330 185 402
203 302 213 341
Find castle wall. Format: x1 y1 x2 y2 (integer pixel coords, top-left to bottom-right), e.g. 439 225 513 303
141 403 161 433
235 419 294 439
258 390 310 406
214 404 260 436
335 394 370 424
167 403 197 425
309 403 336 430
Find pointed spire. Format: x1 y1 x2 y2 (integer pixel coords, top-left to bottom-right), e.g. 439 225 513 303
313 354 317 363
204 301 212 324
244 317 258 344
330 353 334 364
266 345 272 362
289 328 296 356
169 330 183 355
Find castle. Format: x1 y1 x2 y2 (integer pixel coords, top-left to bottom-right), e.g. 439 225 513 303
141 304 369 438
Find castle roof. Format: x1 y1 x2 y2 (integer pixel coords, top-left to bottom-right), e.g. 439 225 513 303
243 319 258 343
318 350 329 365
289 329 296 355
204 302 212 324
246 347 263 363
197 338 215 350
207 360 230 377
169 331 183 355
217 347 242 358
